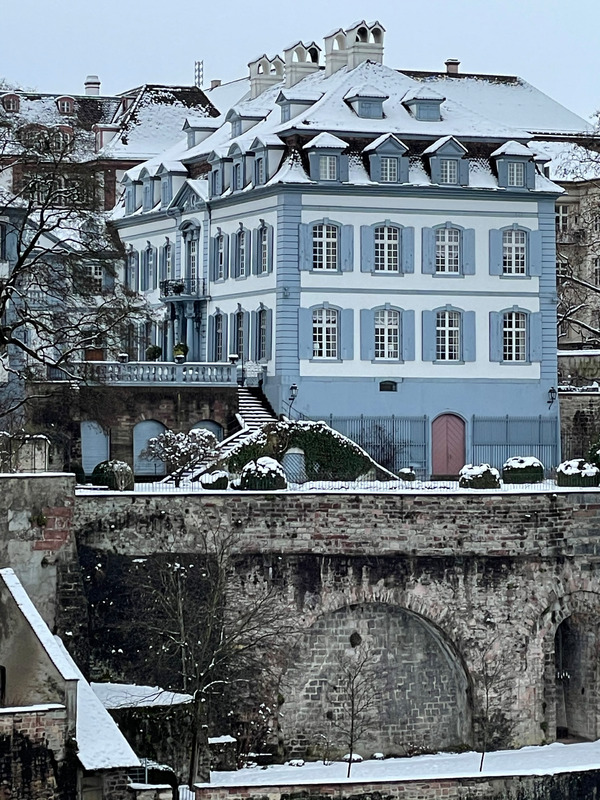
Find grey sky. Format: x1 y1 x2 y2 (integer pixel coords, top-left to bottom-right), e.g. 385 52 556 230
3 0 599 122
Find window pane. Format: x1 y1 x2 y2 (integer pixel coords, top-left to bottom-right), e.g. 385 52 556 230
508 162 525 187
440 159 458 185
436 310 461 360
503 312 527 361
435 228 461 273
319 155 337 181
374 226 399 271
380 157 398 182
375 309 400 359
312 224 338 270
502 230 527 274
312 308 338 358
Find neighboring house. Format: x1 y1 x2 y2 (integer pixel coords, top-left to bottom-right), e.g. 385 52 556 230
110 20 590 475
0 567 140 799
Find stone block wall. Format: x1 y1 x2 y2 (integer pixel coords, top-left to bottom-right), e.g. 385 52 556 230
560 391 600 460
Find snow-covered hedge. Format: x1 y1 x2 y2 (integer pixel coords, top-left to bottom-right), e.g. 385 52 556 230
200 470 229 490
458 464 501 490
398 467 416 482
502 456 544 484
556 459 600 487
91 460 134 491
238 457 287 491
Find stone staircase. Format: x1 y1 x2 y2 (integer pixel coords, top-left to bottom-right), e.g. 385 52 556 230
163 387 278 485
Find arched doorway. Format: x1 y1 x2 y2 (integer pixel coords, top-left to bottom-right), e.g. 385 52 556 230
281 603 472 757
432 414 465 477
133 420 166 477
81 420 109 476
554 615 600 740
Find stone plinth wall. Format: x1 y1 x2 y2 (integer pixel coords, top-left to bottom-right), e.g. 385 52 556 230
195 772 600 800
560 392 600 460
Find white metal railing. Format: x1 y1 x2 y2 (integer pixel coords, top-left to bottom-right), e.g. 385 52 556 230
48 361 237 386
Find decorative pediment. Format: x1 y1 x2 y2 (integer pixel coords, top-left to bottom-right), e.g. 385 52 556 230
170 180 206 212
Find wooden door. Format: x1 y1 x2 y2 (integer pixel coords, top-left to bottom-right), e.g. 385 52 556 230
432 414 465 477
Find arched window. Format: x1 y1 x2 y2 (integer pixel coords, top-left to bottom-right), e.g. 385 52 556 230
313 307 338 358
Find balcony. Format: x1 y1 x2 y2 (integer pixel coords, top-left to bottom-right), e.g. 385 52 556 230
46 361 236 386
159 278 207 299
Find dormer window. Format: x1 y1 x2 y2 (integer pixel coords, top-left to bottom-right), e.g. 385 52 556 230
415 103 441 121
233 163 242 191
281 104 291 123
508 161 525 187
56 97 75 115
319 155 337 181
255 158 265 185
344 85 388 119
380 157 398 183
402 87 446 122
440 159 459 185
2 94 19 112
231 119 242 138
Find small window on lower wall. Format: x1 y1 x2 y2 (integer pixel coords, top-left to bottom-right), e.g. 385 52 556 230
379 380 397 392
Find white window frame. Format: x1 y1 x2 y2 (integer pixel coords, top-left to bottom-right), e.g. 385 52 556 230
312 224 339 270
312 307 338 359
238 230 247 277
86 263 103 292
556 204 569 232
374 226 400 272
380 156 398 183
236 310 245 357
503 311 527 361
440 158 459 185
502 229 527 275
374 309 400 360
435 227 461 273
216 235 225 281
214 314 224 361
257 309 267 360
58 99 73 114
259 227 268 274
188 237 198 287
165 243 173 280
508 161 525 187
256 158 264 185
436 310 461 361
319 155 337 181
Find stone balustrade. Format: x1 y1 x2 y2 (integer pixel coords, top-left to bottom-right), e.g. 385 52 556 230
48 361 237 386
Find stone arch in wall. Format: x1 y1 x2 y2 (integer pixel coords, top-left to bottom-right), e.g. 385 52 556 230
191 419 223 442
133 419 167 477
281 602 472 757
541 590 600 742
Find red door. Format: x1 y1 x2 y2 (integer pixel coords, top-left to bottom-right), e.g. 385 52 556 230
432 414 465 478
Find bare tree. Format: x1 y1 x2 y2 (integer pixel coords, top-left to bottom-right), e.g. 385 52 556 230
142 429 218 487
326 641 380 778
473 637 516 772
115 511 297 787
0 114 143 422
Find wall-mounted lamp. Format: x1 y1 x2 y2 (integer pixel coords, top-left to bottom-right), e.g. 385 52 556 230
289 383 298 414
282 286 290 299
547 386 557 408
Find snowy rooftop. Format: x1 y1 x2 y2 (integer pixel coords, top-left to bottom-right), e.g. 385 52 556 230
92 682 193 709
196 742 600 788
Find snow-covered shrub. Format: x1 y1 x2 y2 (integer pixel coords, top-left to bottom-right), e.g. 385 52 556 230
342 753 363 763
458 464 500 490
556 459 600 487
144 428 218 487
398 467 416 482
371 752 385 760
239 457 287 491
588 439 600 470
502 456 544 484
91 460 134 491
288 759 305 767
200 469 229 490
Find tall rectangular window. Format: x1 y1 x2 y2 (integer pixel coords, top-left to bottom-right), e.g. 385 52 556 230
435 228 460 273
440 159 458 185
257 309 267 360
556 204 569 232
312 224 338 270
256 158 264 185
594 257 600 286
375 309 400 360
436 310 461 361
188 238 197 288
86 264 103 293
238 231 246 277
236 311 244 358
507 162 525 187
503 311 527 361
374 226 399 272
502 229 527 275
214 314 223 361
259 227 268 274
0 224 6 261
165 243 173 280
319 155 337 181
312 308 338 358
216 235 225 280
380 157 398 183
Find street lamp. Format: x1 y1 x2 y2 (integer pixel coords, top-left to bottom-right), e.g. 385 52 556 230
547 386 557 408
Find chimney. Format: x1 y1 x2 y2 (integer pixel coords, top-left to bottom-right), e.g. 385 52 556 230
324 29 348 77
84 75 101 95
248 55 284 99
210 79 222 89
284 42 321 88
445 59 460 75
345 21 385 70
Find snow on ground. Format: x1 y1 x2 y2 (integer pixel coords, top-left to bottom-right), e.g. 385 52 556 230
196 741 600 788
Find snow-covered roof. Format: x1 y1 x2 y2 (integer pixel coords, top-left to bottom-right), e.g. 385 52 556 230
302 132 348 150
344 84 389 101
362 133 408 153
92 682 193 709
491 141 534 158
531 140 600 182
422 135 468 155
401 86 446 103
55 640 141 771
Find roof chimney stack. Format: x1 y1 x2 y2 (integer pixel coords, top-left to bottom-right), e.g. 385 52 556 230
445 59 460 75
210 79 222 89
84 75 101 95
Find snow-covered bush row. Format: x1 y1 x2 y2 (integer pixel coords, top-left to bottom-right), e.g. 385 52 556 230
91 460 134 491
556 459 600 487
238 457 287 491
199 469 229 490
502 456 544 484
458 464 501 490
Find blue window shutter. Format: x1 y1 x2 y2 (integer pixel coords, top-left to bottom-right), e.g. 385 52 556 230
360 309 374 360
462 229 476 275
398 155 409 184
298 308 313 359
207 315 215 361
159 247 166 282
341 308 354 359
252 229 260 275
525 161 536 189
489 312 503 362
339 155 349 182
229 313 236 353
265 308 273 359
489 229 503 275
529 312 543 361
221 316 228 360
459 158 469 186
422 310 436 361
242 311 250 360
422 228 436 274
529 230 543 276
462 311 476 361
340 225 354 272
250 310 258 359
152 247 158 289
267 224 274 273
230 233 238 278
429 157 441 185
402 227 415 274
299 223 311 271
369 154 381 182
222 234 230 280
103 267 115 291
360 226 374 272
402 310 415 361
496 159 508 188
209 237 216 281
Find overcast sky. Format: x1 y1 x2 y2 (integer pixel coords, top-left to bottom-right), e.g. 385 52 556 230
3 0 599 122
